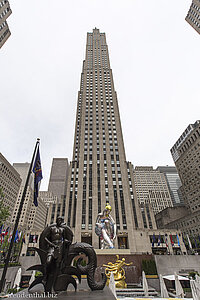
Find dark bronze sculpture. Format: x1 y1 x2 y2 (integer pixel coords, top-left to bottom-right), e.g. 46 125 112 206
27 217 106 293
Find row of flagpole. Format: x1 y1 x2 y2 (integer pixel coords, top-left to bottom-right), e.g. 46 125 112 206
151 232 200 251
0 228 38 249
0 139 43 293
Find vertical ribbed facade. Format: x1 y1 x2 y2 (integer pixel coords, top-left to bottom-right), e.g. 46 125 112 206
65 28 145 250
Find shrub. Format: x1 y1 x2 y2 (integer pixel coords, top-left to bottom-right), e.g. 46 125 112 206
188 271 199 280
142 259 157 275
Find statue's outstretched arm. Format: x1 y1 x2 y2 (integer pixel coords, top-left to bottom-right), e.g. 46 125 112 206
95 214 101 225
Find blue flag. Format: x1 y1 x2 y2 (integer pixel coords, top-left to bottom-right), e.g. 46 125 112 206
33 147 43 207
177 234 180 246
14 230 19 243
152 233 156 247
193 236 198 248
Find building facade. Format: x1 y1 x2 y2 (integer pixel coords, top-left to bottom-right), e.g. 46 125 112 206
0 0 12 48
48 158 69 200
155 206 189 229
0 153 22 222
47 158 69 224
63 29 185 254
186 0 200 35
156 166 184 206
132 166 173 215
65 28 144 251
170 121 200 236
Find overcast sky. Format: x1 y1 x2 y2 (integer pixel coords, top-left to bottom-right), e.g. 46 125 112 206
1 0 199 190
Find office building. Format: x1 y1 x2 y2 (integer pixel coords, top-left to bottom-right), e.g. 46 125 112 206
0 0 12 48
48 158 69 199
186 0 200 35
132 166 173 215
156 166 184 206
39 191 57 208
170 120 200 235
47 158 69 224
0 153 21 222
64 29 185 254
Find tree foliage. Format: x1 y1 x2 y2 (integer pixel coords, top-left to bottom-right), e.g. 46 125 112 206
0 187 10 227
142 259 157 275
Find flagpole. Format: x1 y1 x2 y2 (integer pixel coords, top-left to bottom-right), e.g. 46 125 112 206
0 139 40 293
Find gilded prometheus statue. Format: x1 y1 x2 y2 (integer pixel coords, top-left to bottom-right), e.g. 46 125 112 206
103 255 132 288
95 203 117 249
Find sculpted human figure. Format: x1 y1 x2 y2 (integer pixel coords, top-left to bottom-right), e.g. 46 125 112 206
95 203 116 249
44 216 72 269
28 216 107 293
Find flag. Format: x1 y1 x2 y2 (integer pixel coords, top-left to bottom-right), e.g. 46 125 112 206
5 227 9 236
193 236 198 249
14 230 19 243
8 231 12 243
182 234 186 246
18 231 22 241
187 234 192 249
33 235 36 243
152 234 156 247
29 234 33 243
170 234 174 247
1 228 5 244
177 234 180 247
158 234 161 246
22 233 26 243
32 147 43 207
165 234 168 247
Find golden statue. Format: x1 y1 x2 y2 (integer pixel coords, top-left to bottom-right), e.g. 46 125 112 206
103 255 133 288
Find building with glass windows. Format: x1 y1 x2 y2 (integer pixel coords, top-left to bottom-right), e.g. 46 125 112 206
169 121 200 236
46 158 69 224
0 153 21 222
0 0 12 48
64 28 186 254
186 0 200 35
156 166 184 207
132 166 173 215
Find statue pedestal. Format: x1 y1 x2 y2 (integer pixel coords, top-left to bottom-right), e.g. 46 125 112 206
58 287 116 300
20 279 116 300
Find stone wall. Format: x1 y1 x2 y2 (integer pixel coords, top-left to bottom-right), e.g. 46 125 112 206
96 253 153 283
0 266 20 291
155 255 200 275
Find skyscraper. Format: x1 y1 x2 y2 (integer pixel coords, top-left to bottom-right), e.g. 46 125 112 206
65 28 158 252
186 0 200 35
47 158 69 224
48 158 69 200
156 166 184 207
170 120 200 235
132 166 173 215
63 29 186 254
0 0 12 48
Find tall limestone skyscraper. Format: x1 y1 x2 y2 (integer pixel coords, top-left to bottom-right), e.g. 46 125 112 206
65 28 156 251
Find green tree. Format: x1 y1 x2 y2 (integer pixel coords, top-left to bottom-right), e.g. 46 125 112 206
0 187 10 227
